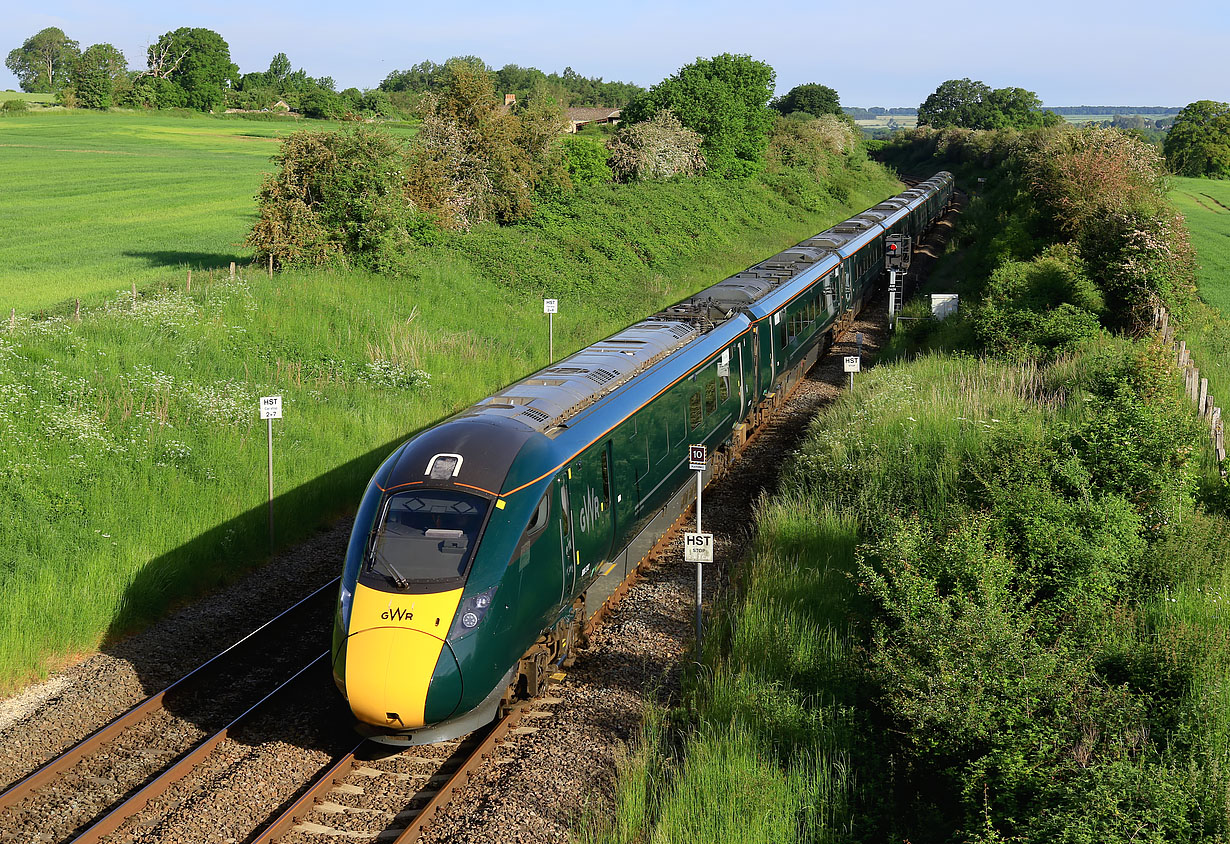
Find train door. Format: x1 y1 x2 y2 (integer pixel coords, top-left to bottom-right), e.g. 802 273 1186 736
568 443 614 586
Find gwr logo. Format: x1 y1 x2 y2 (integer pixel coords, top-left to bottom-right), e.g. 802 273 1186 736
381 607 414 622
577 486 602 535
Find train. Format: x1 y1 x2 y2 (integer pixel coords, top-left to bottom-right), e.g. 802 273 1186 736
331 172 955 744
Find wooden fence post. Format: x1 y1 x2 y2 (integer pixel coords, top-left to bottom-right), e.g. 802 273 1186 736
186 269 192 293
1200 378 1209 414
230 261 236 279
74 298 80 322
131 281 137 305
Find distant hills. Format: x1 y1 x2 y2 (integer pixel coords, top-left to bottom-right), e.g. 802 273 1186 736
844 105 1181 118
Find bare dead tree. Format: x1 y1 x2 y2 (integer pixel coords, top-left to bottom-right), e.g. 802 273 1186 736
139 36 190 79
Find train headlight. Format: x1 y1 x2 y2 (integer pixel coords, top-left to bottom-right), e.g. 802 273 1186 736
339 582 355 631
450 585 498 638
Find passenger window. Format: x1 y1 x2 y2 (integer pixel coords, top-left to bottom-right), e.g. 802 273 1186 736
601 449 611 504
705 378 717 414
719 376 730 403
526 492 549 535
689 392 703 429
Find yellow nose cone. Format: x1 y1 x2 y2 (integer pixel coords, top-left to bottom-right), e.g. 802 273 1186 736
344 626 461 729
343 583 465 729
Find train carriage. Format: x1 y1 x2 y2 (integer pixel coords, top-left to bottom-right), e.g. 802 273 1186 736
332 172 954 744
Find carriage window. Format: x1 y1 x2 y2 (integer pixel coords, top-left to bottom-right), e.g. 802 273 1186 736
705 378 717 414
526 491 549 535
601 449 611 504
689 392 703 429
719 376 731 403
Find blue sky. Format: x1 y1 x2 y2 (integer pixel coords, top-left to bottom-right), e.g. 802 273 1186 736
3 0 1226 107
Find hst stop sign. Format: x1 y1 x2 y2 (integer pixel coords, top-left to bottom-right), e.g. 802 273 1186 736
684 532 713 563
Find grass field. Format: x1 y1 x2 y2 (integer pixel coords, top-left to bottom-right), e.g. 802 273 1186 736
1 91 56 104
0 109 901 688
1171 177 1230 311
0 111 417 313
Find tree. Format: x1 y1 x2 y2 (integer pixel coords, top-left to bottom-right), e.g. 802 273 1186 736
267 52 290 83
621 54 775 177
918 79 1056 131
144 28 237 111
1164 100 1230 178
72 43 128 109
772 82 840 118
6 27 79 92
917 78 993 129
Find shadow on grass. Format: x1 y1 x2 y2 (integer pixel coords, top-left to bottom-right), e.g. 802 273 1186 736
122 249 248 270
99 429 411 756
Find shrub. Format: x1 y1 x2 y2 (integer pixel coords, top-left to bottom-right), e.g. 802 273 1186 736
2 99 28 113
558 135 612 187
607 110 705 182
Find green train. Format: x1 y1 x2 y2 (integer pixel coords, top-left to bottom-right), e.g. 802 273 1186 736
332 173 955 744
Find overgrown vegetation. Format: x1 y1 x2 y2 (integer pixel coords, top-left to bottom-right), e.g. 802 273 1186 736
248 54 870 274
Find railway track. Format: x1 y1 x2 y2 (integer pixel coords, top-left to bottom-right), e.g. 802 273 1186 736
0 580 339 843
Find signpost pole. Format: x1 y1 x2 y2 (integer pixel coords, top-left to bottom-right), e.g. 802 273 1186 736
259 396 283 554
688 444 707 653
267 416 274 551
544 299 558 363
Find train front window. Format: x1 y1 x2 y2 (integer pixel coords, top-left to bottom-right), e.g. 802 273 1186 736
365 490 490 587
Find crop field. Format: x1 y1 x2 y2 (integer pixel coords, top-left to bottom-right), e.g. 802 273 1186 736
853 115 917 132
0 111 901 688
1171 177 1230 312
0 111 416 312
0 91 56 103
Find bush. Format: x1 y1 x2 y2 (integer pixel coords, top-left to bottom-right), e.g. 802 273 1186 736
607 110 705 182
2 99 28 114
558 135 612 187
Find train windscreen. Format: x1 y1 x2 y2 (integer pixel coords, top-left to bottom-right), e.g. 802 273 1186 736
364 489 489 587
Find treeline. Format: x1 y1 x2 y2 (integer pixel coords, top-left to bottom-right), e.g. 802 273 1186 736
378 58 642 110
3 25 639 119
1044 104 1180 115
246 54 865 272
844 106 918 118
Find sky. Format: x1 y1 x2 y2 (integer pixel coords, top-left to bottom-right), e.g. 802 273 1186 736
3 0 1227 107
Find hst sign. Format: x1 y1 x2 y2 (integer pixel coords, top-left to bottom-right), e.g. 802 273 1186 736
684 532 713 563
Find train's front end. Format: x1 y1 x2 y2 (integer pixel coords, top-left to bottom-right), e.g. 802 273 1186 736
331 415 552 745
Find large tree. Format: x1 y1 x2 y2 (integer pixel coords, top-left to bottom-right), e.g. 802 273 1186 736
143 28 237 111
1164 100 1230 178
72 43 128 109
5 27 79 92
772 82 841 118
621 53 776 177
918 78 1056 131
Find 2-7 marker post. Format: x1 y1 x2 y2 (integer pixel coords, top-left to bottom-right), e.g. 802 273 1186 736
544 298 558 363
259 396 283 552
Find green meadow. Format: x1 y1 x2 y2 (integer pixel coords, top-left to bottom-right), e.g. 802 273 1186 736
0 111 416 312
1170 177 1230 312
0 109 901 688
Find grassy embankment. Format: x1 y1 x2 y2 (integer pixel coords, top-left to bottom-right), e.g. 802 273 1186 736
0 110 901 690
583 134 1230 842
0 111 416 312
